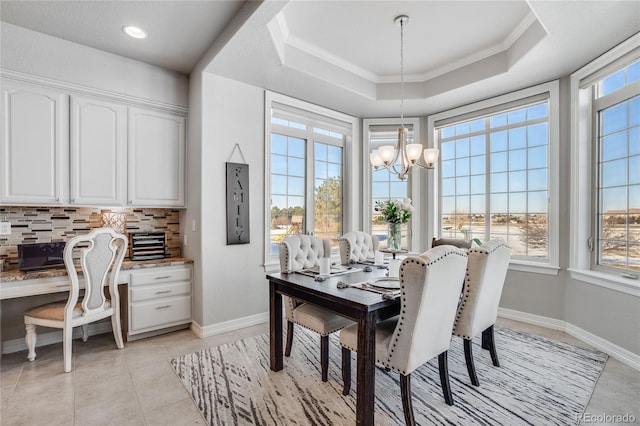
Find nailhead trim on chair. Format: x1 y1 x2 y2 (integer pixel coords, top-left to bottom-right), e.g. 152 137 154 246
384 249 467 375
340 247 468 375
338 238 352 264
453 240 511 339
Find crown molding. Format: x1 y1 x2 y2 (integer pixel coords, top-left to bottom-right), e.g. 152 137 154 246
0 68 189 115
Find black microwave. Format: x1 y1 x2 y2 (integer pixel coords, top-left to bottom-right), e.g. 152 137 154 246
18 242 66 271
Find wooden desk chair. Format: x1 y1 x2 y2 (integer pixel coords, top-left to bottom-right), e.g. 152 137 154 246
340 245 468 425
24 228 127 372
279 234 353 382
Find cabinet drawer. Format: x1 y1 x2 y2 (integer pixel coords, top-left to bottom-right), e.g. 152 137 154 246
130 266 191 287
130 295 191 332
130 281 190 303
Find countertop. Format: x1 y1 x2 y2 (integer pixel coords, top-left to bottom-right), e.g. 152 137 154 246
0 257 193 283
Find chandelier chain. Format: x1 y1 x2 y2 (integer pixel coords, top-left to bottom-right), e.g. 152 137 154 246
400 17 404 129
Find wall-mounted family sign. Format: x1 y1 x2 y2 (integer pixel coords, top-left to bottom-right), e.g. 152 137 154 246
226 144 250 245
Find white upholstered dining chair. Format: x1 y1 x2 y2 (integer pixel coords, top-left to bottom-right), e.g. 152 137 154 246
340 245 468 425
338 231 379 264
452 238 512 386
24 228 127 373
279 234 354 382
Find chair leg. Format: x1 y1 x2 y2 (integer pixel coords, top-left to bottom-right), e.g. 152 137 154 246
285 321 294 357
25 323 37 362
463 339 480 386
63 325 73 373
400 374 416 426
111 313 125 349
82 324 89 342
320 335 329 382
341 347 351 396
481 325 500 367
438 351 455 406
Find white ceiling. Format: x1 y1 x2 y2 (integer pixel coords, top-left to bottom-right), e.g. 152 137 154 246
1 1 639 117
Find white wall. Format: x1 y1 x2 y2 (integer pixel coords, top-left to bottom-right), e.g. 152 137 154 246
1 22 189 108
196 73 267 328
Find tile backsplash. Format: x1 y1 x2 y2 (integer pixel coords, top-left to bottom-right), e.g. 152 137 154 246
0 207 181 270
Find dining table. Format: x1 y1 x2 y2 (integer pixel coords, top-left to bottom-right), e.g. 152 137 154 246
267 265 401 426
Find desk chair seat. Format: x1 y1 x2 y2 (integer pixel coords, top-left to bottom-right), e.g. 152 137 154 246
340 246 468 425
279 234 353 382
24 228 127 373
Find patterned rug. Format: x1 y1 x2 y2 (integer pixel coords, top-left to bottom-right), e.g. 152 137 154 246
170 326 607 425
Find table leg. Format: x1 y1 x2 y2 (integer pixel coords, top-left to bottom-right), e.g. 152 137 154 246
356 311 376 425
269 280 283 371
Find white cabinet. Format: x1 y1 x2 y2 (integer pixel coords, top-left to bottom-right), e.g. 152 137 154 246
127 264 192 339
128 108 185 207
70 95 127 205
1 78 186 207
0 80 69 205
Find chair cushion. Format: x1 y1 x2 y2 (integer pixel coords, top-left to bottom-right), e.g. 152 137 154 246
339 316 399 357
25 300 111 322
293 303 354 336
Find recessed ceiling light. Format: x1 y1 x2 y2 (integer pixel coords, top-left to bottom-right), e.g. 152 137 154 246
122 26 147 39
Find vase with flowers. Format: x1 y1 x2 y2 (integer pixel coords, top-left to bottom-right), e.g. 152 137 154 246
374 197 414 251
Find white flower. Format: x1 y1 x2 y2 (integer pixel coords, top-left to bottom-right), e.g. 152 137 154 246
403 197 412 205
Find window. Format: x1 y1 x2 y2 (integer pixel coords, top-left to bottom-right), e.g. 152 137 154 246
364 118 421 251
265 93 355 265
570 33 639 291
594 60 640 274
428 81 559 273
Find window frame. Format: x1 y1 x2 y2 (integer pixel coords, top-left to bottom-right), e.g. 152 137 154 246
427 81 560 275
363 117 422 252
569 34 640 296
264 91 358 270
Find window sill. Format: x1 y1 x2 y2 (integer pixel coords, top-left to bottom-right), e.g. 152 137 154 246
508 260 560 276
568 268 640 296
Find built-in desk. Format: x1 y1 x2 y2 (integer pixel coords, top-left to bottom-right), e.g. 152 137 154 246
0 257 193 352
0 257 193 299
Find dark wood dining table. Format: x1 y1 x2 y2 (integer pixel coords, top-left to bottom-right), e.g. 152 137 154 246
267 267 400 426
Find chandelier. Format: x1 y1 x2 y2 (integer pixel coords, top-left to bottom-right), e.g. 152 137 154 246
369 15 439 181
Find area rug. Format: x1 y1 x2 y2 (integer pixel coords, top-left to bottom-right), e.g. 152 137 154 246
170 326 607 425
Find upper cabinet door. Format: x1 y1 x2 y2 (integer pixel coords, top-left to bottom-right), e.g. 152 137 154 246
70 96 126 205
128 107 185 207
0 80 69 205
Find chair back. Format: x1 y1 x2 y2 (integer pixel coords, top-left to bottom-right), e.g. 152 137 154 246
338 231 379 264
452 239 512 339
385 245 468 375
63 228 128 319
431 237 471 249
278 234 330 273
278 235 331 320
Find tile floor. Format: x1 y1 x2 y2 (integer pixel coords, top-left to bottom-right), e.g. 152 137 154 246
1 318 638 425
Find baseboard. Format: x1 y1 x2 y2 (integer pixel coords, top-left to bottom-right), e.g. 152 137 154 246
193 312 270 338
498 307 640 371
565 323 640 371
498 307 565 331
2 322 113 355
